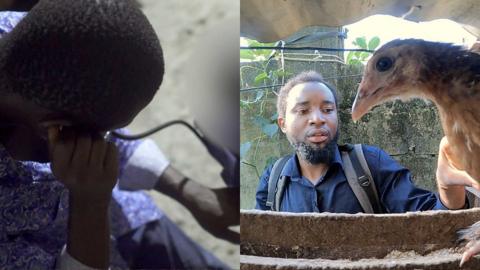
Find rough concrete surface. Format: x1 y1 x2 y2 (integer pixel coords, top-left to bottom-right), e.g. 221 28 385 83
126 0 239 268
240 250 480 270
240 209 480 269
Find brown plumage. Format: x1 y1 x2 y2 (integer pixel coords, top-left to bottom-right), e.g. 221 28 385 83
352 38 480 181
351 38 480 265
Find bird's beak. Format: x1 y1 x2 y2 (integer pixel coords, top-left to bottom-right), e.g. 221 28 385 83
351 88 368 122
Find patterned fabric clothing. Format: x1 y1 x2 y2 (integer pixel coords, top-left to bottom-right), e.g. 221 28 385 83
0 133 164 269
0 11 24 38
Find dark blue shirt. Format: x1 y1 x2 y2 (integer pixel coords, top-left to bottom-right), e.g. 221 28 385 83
255 144 450 213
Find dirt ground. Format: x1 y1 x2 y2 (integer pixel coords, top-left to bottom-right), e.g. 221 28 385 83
126 0 239 268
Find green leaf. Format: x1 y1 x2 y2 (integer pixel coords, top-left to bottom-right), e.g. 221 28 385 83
346 51 355 64
248 40 274 59
240 142 252 159
254 72 269 84
368 36 380 50
240 100 248 109
354 51 361 58
262 123 278 138
359 52 370 61
349 59 362 66
248 40 274 47
240 49 255 60
355 37 367 49
274 70 292 78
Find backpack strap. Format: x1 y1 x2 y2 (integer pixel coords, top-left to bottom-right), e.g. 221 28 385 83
266 156 290 211
340 144 383 213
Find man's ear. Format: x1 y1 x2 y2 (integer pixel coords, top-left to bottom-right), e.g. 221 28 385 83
278 117 287 133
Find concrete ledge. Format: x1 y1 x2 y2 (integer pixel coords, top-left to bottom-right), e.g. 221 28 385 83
240 252 480 270
241 209 480 260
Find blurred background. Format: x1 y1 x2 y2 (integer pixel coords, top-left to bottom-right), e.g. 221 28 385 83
126 0 239 268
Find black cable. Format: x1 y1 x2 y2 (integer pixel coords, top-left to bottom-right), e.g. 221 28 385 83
241 46 374 53
109 120 205 142
240 84 284 92
240 74 364 93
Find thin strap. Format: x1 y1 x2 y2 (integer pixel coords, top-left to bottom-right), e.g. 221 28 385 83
341 150 375 213
353 144 382 213
266 156 290 210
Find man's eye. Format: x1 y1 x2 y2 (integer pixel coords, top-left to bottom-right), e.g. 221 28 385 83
323 108 334 113
298 109 308 114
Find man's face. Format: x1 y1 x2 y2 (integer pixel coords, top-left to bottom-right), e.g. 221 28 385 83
278 82 339 164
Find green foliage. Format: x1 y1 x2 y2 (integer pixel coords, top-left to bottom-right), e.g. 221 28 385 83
240 38 291 175
354 37 367 49
368 37 380 50
346 36 381 66
240 39 275 62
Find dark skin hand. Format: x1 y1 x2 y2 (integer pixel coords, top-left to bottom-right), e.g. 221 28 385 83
48 126 118 269
155 166 240 244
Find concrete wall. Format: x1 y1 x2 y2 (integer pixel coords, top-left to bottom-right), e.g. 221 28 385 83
240 209 480 269
241 50 443 209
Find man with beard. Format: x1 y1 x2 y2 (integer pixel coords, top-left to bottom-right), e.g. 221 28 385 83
255 71 470 213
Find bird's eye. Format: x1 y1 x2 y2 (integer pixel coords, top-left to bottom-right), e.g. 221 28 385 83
376 57 393 72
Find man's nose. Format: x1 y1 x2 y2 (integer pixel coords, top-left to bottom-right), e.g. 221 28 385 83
308 109 325 125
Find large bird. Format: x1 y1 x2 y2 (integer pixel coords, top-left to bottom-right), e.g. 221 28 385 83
350 38 480 265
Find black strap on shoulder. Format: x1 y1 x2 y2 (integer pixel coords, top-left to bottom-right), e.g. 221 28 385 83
350 144 383 213
266 156 290 211
340 143 383 213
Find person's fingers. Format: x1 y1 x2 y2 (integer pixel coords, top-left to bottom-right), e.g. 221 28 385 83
104 142 119 173
440 136 464 170
89 136 108 168
47 126 60 146
437 136 480 188
458 170 480 189
472 181 480 191
71 132 93 169
49 128 76 178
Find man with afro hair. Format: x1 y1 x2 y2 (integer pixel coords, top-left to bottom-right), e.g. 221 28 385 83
0 0 231 269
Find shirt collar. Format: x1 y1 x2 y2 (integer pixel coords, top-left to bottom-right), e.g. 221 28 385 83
0 143 55 183
281 145 344 181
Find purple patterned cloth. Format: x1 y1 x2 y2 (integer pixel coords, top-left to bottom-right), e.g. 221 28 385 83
0 12 164 269
0 11 24 38
0 134 164 269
